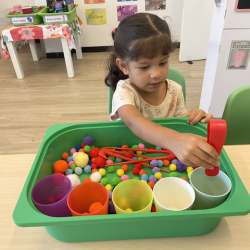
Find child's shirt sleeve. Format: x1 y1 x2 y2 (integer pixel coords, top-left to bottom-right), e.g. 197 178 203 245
174 86 187 117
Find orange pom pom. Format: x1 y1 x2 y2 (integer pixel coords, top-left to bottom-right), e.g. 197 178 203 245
53 172 64 176
92 169 98 173
122 164 128 173
83 212 90 215
84 177 91 183
148 181 155 189
79 148 85 153
139 169 147 176
122 145 128 149
180 177 188 182
53 160 68 173
62 152 69 160
89 202 103 214
163 159 170 166
92 158 96 163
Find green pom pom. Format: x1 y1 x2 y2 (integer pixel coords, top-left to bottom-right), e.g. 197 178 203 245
169 172 178 177
133 177 140 180
108 166 115 172
91 145 95 149
152 197 155 205
112 177 120 186
137 157 143 160
70 163 77 171
132 145 139 149
84 145 91 152
108 156 115 161
101 178 109 186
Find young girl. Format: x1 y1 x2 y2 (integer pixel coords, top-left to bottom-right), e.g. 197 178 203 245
105 13 219 170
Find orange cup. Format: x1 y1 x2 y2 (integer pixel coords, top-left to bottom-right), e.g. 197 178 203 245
67 182 109 216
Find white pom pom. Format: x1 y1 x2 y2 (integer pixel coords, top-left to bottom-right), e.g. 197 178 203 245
66 174 81 188
90 172 102 183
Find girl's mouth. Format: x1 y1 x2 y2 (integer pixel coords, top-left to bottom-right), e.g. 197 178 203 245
149 82 161 88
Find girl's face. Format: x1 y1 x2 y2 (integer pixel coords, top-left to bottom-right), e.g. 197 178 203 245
117 54 170 94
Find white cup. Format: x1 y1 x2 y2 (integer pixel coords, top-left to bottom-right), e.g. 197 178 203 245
153 177 195 212
189 167 232 210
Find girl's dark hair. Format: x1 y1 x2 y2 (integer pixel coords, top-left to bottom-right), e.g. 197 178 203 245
105 13 177 91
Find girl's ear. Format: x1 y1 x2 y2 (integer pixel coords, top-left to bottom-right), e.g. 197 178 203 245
116 58 129 75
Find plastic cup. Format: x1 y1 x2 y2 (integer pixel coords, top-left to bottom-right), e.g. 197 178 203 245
190 167 232 210
153 177 195 212
31 175 72 217
67 182 109 216
112 179 153 214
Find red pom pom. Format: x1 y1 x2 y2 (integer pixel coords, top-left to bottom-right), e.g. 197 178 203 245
95 156 106 168
62 152 69 160
91 163 97 169
134 163 142 170
139 169 147 176
52 172 65 176
151 204 156 212
125 151 133 158
149 147 156 151
89 147 100 158
81 143 85 148
132 168 140 175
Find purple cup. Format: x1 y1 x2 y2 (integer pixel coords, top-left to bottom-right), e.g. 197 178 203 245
31 175 72 217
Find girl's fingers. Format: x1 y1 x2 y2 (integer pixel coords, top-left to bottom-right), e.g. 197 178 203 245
193 147 220 167
201 114 213 123
187 111 200 123
198 138 220 161
184 154 215 169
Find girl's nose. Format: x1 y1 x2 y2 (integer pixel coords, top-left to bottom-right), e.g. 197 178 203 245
150 67 161 79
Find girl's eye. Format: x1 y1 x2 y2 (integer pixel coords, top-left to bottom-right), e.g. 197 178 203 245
139 66 149 70
160 61 168 66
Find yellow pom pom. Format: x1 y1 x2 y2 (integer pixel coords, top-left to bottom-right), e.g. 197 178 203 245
117 169 124 177
154 172 162 180
106 184 112 191
186 167 193 173
137 151 143 155
99 168 106 176
74 152 89 168
126 208 133 212
169 163 177 171
188 171 192 179
141 180 147 184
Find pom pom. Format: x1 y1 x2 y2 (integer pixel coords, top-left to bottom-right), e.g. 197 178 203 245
121 175 129 181
65 169 73 175
89 202 103 214
79 148 85 153
132 157 138 160
151 204 156 212
116 157 123 163
75 145 82 151
67 174 81 188
112 177 120 186
95 156 106 168
92 169 98 173
186 167 193 173
172 159 179 165
62 152 69 160
188 172 192 179
70 163 77 171
81 143 85 148
52 172 64 176
156 146 161 150
154 172 162 180
126 208 133 212
67 156 73 163
99 168 106 176
108 166 115 172
70 148 77 155
84 145 91 152
108 191 113 200
108 156 115 161
74 152 89 168
137 151 142 155
148 181 155 189
122 145 128 149
132 168 140 175
84 177 91 183
115 146 121 151
134 163 142 170
106 184 112 191
163 159 170 166
152 167 160 174
75 167 83 175
133 176 140 180
169 172 178 177
84 165 91 174
149 175 157 183
91 163 97 169
88 160 92 165
139 169 147 176
157 160 163 167
108 201 116 214
101 178 109 186
92 158 96 163
53 160 68 173
180 177 188 182
141 180 147 184
141 174 149 181
150 160 158 167
83 136 94 146
106 159 113 165
72 152 78 160
89 147 99 158
138 143 145 149
177 161 187 172
117 169 124 177
169 164 177 171
90 172 102 182
132 145 139 149
125 151 133 158
122 164 128 172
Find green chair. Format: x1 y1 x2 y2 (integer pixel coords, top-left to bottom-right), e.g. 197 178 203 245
108 67 186 115
222 85 250 145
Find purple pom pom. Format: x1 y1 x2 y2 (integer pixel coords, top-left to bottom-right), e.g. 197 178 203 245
172 159 179 165
108 191 112 200
83 136 94 146
108 201 116 214
152 167 160 174
150 160 158 167
149 175 157 183
177 161 187 172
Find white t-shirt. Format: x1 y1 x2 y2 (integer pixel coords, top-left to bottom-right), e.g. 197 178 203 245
111 79 186 120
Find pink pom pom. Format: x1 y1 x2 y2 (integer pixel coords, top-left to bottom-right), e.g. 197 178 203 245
138 143 145 149
71 148 77 155
121 175 129 181
160 177 164 180
68 161 74 167
106 159 113 165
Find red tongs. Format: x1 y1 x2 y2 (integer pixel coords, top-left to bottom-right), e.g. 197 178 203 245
205 120 227 177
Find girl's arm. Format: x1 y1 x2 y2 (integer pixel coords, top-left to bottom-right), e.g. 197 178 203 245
118 104 220 169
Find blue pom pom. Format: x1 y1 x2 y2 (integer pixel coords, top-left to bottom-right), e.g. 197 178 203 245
158 160 163 167
172 159 179 165
84 165 91 174
75 145 82 151
65 169 73 175
88 161 92 165
116 157 123 163
115 146 122 151
149 175 157 183
132 157 138 160
83 136 94 146
150 160 158 167
75 167 83 175
67 156 73 163
156 146 162 150
141 174 149 181
152 167 160 174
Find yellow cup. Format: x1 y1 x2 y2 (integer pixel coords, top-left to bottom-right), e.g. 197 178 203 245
112 179 153 214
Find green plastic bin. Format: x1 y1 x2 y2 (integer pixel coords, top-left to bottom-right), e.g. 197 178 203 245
38 4 78 25
5 6 47 26
12 118 250 242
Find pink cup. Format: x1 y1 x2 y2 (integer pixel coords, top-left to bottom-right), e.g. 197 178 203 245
13 4 23 14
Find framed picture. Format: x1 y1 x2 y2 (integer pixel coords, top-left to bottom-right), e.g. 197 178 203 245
235 0 250 12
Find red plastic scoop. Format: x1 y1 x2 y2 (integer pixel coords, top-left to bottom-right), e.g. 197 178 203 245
205 120 227 177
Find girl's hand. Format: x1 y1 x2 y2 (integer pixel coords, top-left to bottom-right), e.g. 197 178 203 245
181 109 213 125
169 133 220 169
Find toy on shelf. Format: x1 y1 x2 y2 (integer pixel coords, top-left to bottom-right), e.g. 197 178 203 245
55 3 64 13
64 0 75 12
22 6 33 14
13 4 22 14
